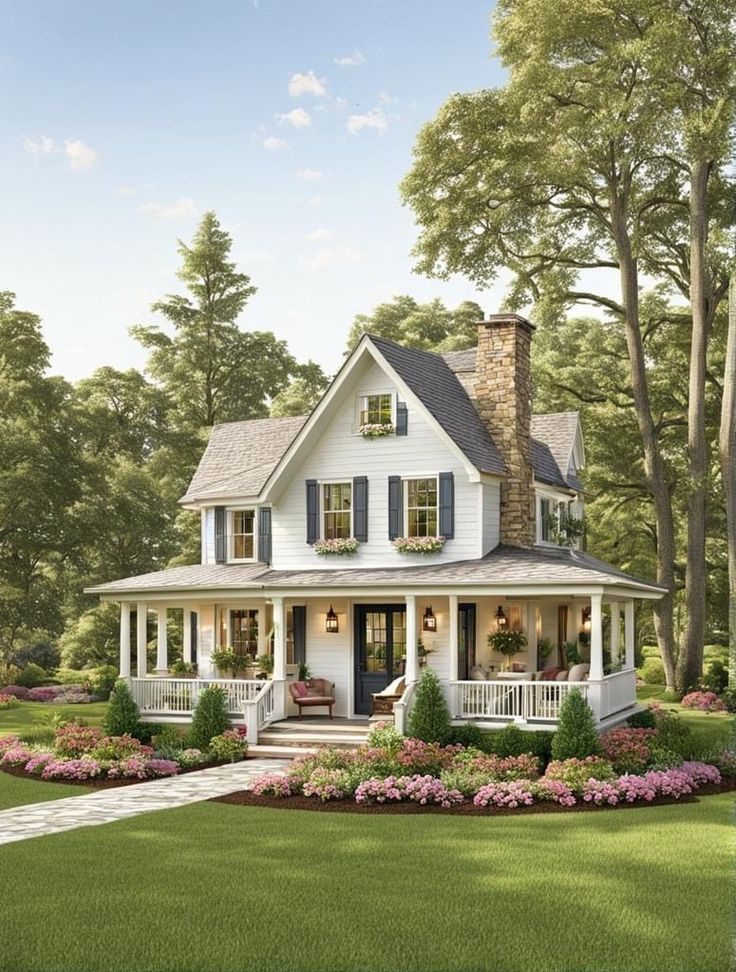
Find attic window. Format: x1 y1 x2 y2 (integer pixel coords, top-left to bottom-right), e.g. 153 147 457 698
360 394 393 426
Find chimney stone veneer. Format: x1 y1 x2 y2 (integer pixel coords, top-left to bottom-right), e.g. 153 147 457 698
475 314 535 548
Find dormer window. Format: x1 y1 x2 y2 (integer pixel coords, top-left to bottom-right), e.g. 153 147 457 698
230 509 256 561
359 394 393 426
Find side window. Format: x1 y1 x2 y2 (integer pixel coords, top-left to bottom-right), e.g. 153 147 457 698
406 478 438 537
359 394 393 426
323 482 352 539
230 509 256 560
540 498 551 542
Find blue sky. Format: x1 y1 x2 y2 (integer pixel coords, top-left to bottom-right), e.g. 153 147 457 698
1 0 508 380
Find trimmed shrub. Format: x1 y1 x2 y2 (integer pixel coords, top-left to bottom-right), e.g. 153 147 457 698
628 707 657 730
102 680 142 738
209 729 248 763
448 723 484 749
1 685 29 700
638 658 665 686
407 668 451 745
701 659 728 695
26 687 59 702
551 689 602 761
720 687 736 713
189 685 229 750
482 725 532 758
0 694 20 710
15 664 48 688
681 691 726 713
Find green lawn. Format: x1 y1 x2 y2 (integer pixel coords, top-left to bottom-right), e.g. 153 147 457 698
0 794 732 972
0 700 109 737
0 771 91 810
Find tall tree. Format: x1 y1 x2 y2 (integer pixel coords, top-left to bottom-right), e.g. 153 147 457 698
131 211 296 431
345 296 484 353
401 0 734 691
722 276 736 684
270 360 330 418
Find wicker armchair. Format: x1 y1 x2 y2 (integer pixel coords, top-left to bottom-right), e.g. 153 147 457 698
288 678 335 718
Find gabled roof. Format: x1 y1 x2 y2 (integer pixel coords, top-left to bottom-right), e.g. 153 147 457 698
86 544 665 596
368 336 506 477
180 416 306 504
530 412 584 492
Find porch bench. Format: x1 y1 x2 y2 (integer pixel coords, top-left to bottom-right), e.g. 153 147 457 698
371 676 406 717
289 678 335 718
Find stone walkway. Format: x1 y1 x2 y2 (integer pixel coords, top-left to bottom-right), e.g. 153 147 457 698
0 758 287 846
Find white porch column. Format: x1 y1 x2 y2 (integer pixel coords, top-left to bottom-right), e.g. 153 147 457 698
272 597 286 681
182 608 192 664
526 600 538 670
156 607 168 674
589 593 604 681
448 595 459 718
405 594 418 683
624 600 636 669
136 602 147 678
119 603 131 678
610 602 621 669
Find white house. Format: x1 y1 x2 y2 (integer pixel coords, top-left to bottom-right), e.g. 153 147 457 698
88 314 664 741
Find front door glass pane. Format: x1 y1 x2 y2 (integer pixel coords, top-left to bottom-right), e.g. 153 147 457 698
364 611 388 673
391 611 406 676
230 609 258 658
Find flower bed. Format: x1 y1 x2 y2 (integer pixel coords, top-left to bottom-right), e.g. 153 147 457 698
681 691 727 713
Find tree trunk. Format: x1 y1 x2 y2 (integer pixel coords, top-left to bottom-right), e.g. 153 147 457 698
721 274 736 686
678 159 713 692
610 190 678 691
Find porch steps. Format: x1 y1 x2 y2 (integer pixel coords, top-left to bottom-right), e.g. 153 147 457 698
248 744 319 759
258 721 370 750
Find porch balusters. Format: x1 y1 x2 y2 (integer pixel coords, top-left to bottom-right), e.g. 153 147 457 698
136 602 147 677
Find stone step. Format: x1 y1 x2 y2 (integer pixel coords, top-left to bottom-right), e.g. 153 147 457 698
257 731 368 749
248 744 317 759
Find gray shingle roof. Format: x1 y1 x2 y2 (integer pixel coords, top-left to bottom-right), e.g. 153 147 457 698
530 412 582 490
369 335 507 476
87 545 664 595
180 416 306 503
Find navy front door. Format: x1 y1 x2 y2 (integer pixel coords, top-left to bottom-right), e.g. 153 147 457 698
354 605 407 715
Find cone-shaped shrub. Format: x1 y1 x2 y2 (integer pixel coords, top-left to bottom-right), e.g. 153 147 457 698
551 688 602 761
189 685 230 750
102 680 142 738
407 668 451 744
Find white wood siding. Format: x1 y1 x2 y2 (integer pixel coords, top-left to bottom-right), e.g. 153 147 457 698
271 360 485 569
481 482 500 555
302 597 352 717
201 508 215 565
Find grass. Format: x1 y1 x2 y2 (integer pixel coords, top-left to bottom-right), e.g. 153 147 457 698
0 794 732 972
0 700 108 737
0 771 91 810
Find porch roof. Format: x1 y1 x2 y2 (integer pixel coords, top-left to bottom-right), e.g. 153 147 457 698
86 544 666 598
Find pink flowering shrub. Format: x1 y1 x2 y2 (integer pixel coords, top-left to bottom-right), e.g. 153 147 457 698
90 734 151 761
355 774 463 807
0 694 20 709
0 685 29 699
303 767 352 802
24 753 54 775
644 769 693 799
177 748 207 768
26 687 59 702
145 759 180 777
54 724 103 757
41 757 103 781
209 729 249 763
0 734 22 753
705 750 736 776
583 779 624 805
544 757 616 791
107 756 179 779
601 728 656 774
1 746 35 767
454 751 540 780
681 691 727 713
680 761 721 786
250 773 294 797
395 739 461 776
473 780 535 809
355 776 406 804
534 779 577 807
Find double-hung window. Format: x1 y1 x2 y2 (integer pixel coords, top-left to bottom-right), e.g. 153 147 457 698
323 482 352 539
406 477 438 537
359 394 393 426
230 509 255 561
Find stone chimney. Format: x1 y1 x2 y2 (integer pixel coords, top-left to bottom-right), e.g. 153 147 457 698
474 314 535 548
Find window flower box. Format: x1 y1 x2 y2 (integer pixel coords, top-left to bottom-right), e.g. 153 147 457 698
358 422 395 439
313 537 360 556
393 536 446 554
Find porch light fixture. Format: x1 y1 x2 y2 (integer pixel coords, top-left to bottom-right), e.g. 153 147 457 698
495 606 507 629
581 606 592 634
325 605 339 634
422 605 437 632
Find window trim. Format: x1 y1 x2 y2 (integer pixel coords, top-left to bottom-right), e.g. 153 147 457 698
319 479 353 540
227 507 258 563
356 391 395 431
403 475 439 539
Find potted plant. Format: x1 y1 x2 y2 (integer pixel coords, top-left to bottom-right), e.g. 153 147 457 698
313 537 360 556
537 637 555 670
256 653 274 678
298 662 311 681
417 638 434 668
170 660 196 678
487 629 528 670
211 648 239 678
393 536 446 554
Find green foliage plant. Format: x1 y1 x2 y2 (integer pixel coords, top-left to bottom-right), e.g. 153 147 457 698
102 680 142 738
407 668 451 744
551 689 602 761
487 629 528 665
189 685 229 750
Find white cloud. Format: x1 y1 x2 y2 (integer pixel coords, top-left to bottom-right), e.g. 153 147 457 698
379 90 399 104
300 243 362 271
276 107 312 129
263 135 288 151
64 138 98 170
117 185 135 196
305 228 331 241
305 195 323 207
288 70 327 97
22 134 56 156
138 197 197 220
346 108 388 135
296 168 323 182
333 49 365 67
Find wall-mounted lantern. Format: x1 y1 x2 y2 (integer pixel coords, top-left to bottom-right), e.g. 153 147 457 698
495 606 507 629
325 605 339 634
422 605 437 632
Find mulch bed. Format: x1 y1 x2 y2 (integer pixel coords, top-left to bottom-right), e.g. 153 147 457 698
0 757 255 790
212 779 736 816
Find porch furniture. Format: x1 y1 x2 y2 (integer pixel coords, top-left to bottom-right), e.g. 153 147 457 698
288 678 335 718
567 663 590 682
371 676 405 716
496 670 529 681
470 666 488 681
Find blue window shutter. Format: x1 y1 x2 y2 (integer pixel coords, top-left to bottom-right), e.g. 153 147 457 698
306 480 319 544
353 476 368 542
293 606 307 666
214 506 227 563
258 507 272 565
396 401 408 436
439 472 454 539
190 612 198 665
388 476 403 540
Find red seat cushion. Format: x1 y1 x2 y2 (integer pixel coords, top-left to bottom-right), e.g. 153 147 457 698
541 667 562 681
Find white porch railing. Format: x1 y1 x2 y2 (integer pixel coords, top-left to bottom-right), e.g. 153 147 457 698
452 679 591 723
393 681 417 735
600 668 638 718
242 680 277 744
129 677 264 717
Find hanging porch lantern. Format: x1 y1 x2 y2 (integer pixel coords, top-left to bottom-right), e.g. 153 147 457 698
422 605 437 632
325 605 339 633
495 605 507 629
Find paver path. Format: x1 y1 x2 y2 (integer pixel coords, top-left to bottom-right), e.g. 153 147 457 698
0 759 287 846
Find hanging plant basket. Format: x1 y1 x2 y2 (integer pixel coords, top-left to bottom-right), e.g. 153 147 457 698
393 536 446 554
359 423 394 439
313 537 360 556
